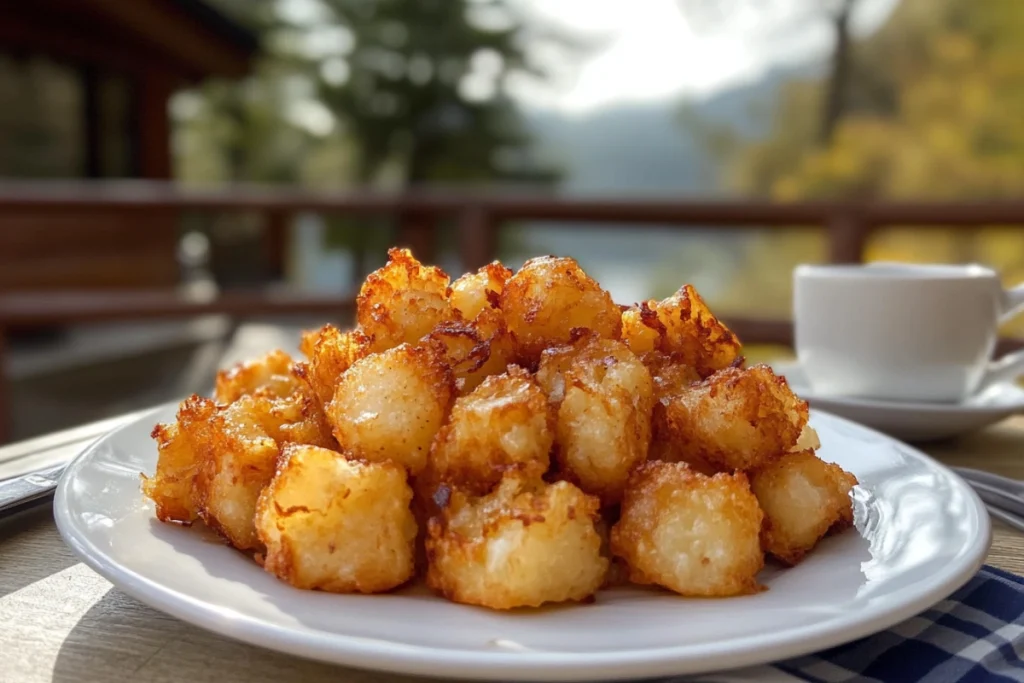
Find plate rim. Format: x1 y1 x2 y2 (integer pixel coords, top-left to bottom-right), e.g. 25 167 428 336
772 360 1024 415
54 401 993 681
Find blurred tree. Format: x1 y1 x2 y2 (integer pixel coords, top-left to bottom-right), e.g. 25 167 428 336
177 0 581 270
759 0 1024 202
310 0 575 186
175 0 343 184
678 0 862 144
690 0 1024 333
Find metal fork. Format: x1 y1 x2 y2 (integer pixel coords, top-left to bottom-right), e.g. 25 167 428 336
953 467 1024 534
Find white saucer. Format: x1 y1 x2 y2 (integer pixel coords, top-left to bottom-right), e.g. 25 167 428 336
772 360 1024 442
54 402 990 681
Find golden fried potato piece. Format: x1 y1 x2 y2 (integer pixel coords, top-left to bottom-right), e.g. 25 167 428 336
661 364 808 472
357 247 454 352
214 349 302 404
327 342 455 475
642 351 721 473
425 307 517 394
256 445 417 593
621 285 741 377
648 408 721 476
295 324 372 405
792 425 821 452
611 461 764 597
299 327 322 359
426 474 608 609
536 334 654 505
450 261 512 321
149 388 338 548
426 366 552 496
750 450 857 566
643 351 702 400
501 256 621 364
144 397 208 524
243 388 337 450
190 396 282 551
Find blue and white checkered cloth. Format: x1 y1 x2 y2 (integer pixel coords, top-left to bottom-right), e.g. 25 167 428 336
686 566 1024 683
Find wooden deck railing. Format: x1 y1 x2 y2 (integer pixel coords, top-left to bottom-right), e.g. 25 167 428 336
2 180 1024 442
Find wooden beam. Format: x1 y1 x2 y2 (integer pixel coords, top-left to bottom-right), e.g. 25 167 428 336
0 291 356 327
457 206 498 271
81 66 101 179
79 0 254 78
5 186 1024 228
0 6 188 80
264 212 290 281
0 326 7 444
726 318 794 349
827 211 868 264
137 71 174 179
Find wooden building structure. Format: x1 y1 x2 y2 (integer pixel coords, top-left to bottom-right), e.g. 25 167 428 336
0 0 258 293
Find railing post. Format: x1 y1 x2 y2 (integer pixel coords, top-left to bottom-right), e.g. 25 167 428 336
265 210 290 281
827 210 869 264
457 205 497 272
396 211 438 263
0 325 8 444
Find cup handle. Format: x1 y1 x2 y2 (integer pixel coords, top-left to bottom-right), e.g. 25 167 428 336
979 348 1024 393
1000 283 1024 323
980 283 1024 392
979 283 1024 390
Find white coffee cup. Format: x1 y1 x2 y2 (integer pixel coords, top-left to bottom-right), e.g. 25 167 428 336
793 262 1024 403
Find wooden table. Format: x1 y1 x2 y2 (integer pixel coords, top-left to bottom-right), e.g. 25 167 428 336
2 412 1023 683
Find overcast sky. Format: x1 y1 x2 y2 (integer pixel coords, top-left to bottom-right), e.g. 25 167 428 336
275 0 901 132
512 0 900 115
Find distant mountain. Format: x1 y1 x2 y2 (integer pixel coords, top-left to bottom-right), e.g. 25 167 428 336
523 62 821 197
509 63 820 304
527 104 708 195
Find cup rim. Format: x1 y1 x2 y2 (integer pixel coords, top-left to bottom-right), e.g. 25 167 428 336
795 262 997 281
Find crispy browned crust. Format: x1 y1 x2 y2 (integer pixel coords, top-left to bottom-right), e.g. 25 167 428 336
326 342 455 475
621 285 741 377
660 364 808 472
214 349 302 404
536 333 654 506
641 350 703 399
425 474 608 609
242 388 338 451
750 450 858 565
450 261 513 321
357 247 454 351
298 328 321 359
424 307 516 394
189 396 280 552
143 395 213 524
424 366 552 497
147 383 342 551
500 256 622 364
256 444 417 593
611 461 764 597
641 351 720 471
295 323 373 406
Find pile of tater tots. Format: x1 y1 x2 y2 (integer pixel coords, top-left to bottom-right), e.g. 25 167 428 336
144 248 858 610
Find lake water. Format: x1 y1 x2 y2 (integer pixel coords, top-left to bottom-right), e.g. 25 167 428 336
288 217 747 308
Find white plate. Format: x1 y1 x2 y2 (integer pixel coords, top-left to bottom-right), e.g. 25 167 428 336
55 403 990 681
773 360 1024 442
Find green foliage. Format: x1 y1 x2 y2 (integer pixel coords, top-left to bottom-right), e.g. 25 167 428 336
689 0 1024 334
177 0 569 189
718 0 1024 202
314 0 564 185
175 2 337 184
